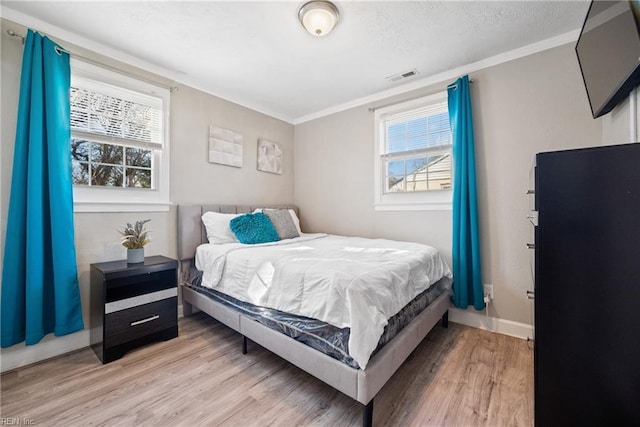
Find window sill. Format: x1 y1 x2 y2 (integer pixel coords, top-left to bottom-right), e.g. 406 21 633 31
72 185 170 213
375 189 452 211
74 201 171 213
374 201 452 211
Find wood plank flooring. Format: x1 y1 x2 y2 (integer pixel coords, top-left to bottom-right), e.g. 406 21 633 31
1 314 533 426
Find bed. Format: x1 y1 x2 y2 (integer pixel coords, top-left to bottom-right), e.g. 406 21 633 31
177 204 453 426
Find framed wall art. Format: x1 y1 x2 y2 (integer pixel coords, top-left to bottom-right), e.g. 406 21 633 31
257 138 283 175
208 125 243 168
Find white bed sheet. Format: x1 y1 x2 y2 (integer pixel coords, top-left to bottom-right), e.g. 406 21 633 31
195 234 452 369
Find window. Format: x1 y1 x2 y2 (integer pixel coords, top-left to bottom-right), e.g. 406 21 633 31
70 60 170 212
374 92 453 210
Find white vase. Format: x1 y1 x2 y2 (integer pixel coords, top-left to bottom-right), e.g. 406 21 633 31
127 248 144 264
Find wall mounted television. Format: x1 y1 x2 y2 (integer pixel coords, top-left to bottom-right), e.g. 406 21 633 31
575 0 640 119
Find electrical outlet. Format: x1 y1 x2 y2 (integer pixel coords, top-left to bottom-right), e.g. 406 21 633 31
483 284 494 300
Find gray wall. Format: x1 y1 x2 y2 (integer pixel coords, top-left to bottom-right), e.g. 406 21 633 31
294 43 603 325
0 19 294 370
170 84 294 205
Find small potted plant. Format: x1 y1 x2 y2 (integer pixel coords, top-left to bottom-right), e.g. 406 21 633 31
119 219 150 264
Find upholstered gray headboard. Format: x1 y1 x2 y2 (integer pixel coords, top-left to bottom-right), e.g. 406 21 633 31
177 204 299 261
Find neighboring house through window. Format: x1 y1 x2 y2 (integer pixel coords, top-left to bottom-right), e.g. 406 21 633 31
70 60 170 212
374 92 452 210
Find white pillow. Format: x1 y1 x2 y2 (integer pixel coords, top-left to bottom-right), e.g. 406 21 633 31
254 208 302 234
201 211 241 244
287 209 302 235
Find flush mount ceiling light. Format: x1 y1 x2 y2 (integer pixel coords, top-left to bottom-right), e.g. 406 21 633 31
298 1 340 37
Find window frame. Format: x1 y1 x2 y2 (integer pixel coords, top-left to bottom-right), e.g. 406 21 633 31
374 92 453 211
70 59 171 213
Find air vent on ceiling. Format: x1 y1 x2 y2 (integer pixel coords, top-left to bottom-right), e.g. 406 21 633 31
386 68 419 82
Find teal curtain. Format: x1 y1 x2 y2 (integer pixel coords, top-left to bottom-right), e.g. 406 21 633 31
448 75 484 310
1 30 84 347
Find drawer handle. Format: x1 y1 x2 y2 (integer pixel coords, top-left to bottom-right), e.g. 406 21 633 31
131 315 159 326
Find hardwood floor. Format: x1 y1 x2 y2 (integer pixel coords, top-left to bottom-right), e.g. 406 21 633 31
1 314 533 426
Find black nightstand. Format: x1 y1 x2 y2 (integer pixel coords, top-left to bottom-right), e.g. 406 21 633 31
90 255 179 363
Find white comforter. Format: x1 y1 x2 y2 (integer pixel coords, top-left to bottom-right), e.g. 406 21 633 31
195 234 452 369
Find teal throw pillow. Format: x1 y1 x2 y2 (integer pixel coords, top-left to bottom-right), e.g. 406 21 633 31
229 212 280 244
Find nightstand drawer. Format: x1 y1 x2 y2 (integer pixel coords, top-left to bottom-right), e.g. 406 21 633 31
106 269 176 302
105 288 177 314
105 297 177 348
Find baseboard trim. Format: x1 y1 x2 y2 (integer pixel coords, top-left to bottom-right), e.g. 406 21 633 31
449 307 533 340
1 305 527 372
1 307 187 373
0 330 90 373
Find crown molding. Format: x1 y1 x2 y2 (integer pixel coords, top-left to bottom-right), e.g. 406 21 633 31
2 6 579 126
0 7 294 124
292 29 580 124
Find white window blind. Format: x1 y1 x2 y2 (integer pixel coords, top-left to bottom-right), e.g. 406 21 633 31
70 78 163 150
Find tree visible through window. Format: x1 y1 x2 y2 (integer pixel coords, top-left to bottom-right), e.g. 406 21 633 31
71 140 152 188
69 78 163 189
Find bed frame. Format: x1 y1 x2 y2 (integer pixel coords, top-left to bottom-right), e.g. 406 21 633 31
177 204 450 426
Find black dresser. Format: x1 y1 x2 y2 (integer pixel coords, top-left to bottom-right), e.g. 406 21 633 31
90 255 179 363
534 144 640 425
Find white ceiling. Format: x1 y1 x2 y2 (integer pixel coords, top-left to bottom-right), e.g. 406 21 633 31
3 1 590 123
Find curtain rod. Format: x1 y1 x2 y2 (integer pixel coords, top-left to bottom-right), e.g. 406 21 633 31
368 79 474 112
6 29 24 43
446 78 475 89
6 29 178 93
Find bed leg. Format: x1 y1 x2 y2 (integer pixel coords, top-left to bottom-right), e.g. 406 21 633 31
183 300 194 317
362 399 374 427
442 310 449 328
242 335 248 355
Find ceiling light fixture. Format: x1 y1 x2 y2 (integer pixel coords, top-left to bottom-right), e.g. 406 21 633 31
298 1 339 37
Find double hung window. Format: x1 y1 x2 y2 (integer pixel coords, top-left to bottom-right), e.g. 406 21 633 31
374 92 452 210
70 60 170 212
